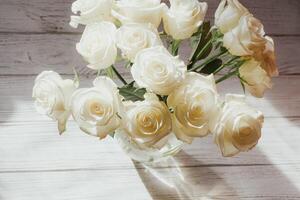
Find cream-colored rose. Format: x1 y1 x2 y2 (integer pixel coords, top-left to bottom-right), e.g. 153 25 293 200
210 94 264 157
167 72 218 143
131 46 186 95
223 14 266 56
239 59 272 98
215 0 249 34
111 0 166 28
70 0 114 28
116 23 162 62
33 71 77 134
254 36 279 77
163 0 208 40
71 77 123 139
120 93 172 148
76 22 117 70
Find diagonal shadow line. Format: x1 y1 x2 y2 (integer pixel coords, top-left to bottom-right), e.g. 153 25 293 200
134 150 300 200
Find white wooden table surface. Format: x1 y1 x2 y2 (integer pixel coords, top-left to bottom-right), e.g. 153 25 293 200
0 0 300 199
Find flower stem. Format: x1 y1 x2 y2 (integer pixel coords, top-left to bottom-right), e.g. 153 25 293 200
216 69 238 84
188 38 213 69
111 65 127 85
213 56 240 75
171 40 181 56
189 49 228 72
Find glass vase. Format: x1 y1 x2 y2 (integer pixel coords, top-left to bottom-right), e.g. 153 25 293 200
114 131 185 163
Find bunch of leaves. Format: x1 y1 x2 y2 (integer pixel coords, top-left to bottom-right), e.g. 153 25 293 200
215 57 248 84
118 82 147 102
188 22 213 69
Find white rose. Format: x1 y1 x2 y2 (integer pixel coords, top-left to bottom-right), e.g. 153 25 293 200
167 73 218 143
210 94 264 157
223 14 266 56
76 22 117 70
215 0 249 34
163 0 208 40
111 0 166 28
239 59 272 98
70 0 114 28
71 77 123 139
32 71 77 134
131 46 186 95
254 36 279 77
116 23 162 62
120 93 172 148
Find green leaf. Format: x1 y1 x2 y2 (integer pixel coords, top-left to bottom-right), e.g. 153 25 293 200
220 46 228 53
197 42 213 60
196 23 213 57
118 82 146 102
188 21 212 69
211 28 224 42
190 49 228 72
200 21 211 39
190 22 211 55
200 59 223 74
190 35 200 49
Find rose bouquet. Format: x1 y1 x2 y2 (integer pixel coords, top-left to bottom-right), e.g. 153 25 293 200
33 0 278 162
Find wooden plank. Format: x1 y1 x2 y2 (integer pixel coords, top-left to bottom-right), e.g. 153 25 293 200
0 33 87 76
0 34 299 76
1 75 299 121
0 170 152 200
0 0 299 35
0 117 300 172
135 164 300 200
0 122 138 171
0 165 299 199
0 0 76 33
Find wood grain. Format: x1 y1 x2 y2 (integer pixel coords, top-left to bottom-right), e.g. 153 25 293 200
135 164 300 200
0 0 299 35
0 164 299 200
0 118 300 171
0 34 299 76
0 170 153 200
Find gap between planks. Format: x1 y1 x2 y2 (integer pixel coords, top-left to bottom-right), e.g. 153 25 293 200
0 163 296 174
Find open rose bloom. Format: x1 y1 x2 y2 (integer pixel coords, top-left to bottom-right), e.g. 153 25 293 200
33 0 278 163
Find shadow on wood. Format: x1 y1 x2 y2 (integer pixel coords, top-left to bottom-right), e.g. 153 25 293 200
134 150 300 199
